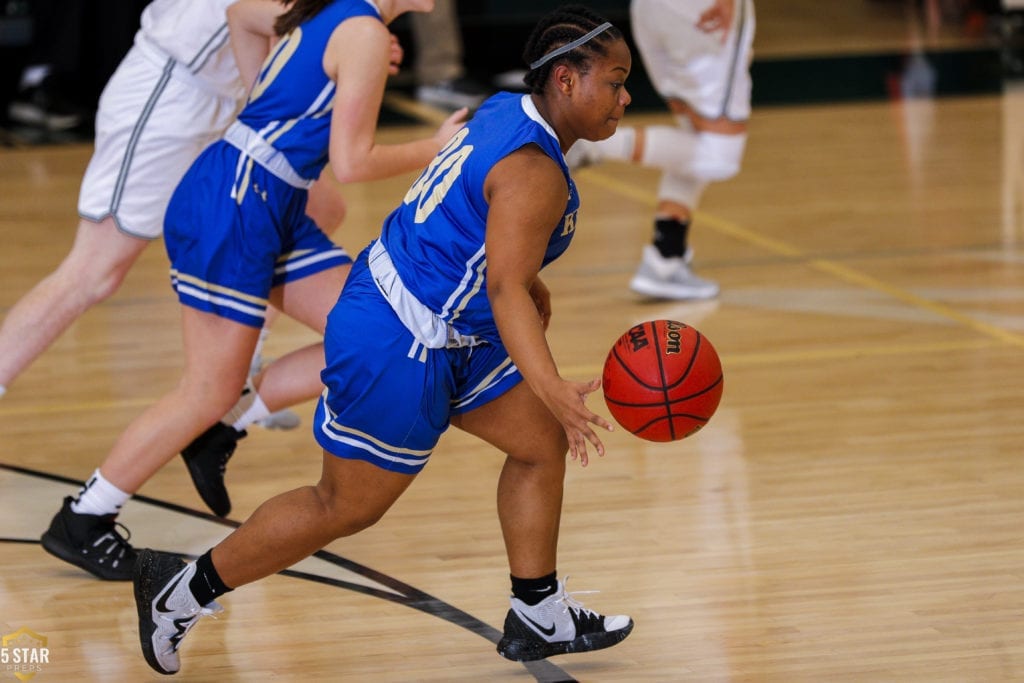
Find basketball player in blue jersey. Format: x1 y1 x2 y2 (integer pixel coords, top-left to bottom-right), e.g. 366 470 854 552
25 0 345 581
40 0 466 584
134 4 635 674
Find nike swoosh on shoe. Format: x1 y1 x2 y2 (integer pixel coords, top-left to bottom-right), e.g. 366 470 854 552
519 612 557 637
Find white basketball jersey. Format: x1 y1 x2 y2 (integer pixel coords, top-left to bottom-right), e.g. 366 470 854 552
136 0 244 100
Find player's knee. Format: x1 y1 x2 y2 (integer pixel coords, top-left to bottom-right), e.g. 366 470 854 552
511 434 570 467
315 484 387 536
692 132 746 181
87 266 131 303
56 252 130 306
178 375 247 424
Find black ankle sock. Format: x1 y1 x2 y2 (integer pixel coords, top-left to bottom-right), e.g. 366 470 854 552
652 217 690 258
511 571 558 606
190 549 233 606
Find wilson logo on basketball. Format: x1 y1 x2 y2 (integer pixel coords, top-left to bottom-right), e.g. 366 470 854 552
664 320 683 354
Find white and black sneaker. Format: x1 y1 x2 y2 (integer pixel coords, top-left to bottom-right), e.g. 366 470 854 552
630 245 720 300
40 496 138 580
496 579 633 662
134 549 222 675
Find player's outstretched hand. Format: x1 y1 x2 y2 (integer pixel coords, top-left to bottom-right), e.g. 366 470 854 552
435 107 470 146
696 0 735 42
543 377 614 467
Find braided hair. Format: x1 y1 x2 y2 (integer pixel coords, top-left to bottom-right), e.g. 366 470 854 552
521 4 624 94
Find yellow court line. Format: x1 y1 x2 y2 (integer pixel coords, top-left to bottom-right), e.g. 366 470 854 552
582 169 1024 349
0 339 1000 416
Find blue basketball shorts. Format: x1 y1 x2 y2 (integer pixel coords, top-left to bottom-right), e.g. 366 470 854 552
313 251 523 474
164 141 350 328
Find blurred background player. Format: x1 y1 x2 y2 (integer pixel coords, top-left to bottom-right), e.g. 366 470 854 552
409 0 489 110
0 0 347 420
5 0 150 133
568 0 755 300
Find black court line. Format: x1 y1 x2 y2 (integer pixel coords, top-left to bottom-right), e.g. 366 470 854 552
1 462 576 682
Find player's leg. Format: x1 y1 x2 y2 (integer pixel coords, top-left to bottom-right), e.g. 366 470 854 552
627 106 747 299
41 306 260 580
628 0 754 299
134 451 414 674
180 262 349 516
134 270 423 674
453 382 566 577
206 265 429 578
0 216 148 394
567 0 754 299
179 192 349 508
251 174 346 429
452 373 633 661
1 40 235 397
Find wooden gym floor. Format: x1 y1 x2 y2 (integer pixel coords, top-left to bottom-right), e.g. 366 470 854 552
2 1 1023 680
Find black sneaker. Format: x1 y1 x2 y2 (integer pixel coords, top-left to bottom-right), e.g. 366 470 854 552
415 77 490 110
8 78 83 130
496 578 633 661
181 422 246 517
40 496 138 580
134 549 222 675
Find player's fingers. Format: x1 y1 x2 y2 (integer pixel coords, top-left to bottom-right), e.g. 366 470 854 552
566 434 580 461
587 411 614 432
583 427 605 458
573 433 591 467
567 429 588 466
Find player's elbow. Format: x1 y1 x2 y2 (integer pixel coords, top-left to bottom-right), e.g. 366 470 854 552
329 158 363 185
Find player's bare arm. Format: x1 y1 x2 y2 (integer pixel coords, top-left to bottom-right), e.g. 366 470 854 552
486 145 612 465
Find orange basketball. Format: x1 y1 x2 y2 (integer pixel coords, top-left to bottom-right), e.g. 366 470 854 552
602 319 723 442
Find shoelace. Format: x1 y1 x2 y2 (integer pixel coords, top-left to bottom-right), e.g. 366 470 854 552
89 521 133 562
554 576 600 618
159 602 223 654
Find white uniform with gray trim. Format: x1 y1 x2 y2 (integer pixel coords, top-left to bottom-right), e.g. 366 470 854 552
77 0 245 239
630 0 755 122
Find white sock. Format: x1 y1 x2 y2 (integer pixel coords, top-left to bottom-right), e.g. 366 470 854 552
232 392 271 431
71 469 131 516
0 385 6 399
220 378 271 431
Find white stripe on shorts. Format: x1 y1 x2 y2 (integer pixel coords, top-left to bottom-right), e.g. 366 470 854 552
317 399 432 469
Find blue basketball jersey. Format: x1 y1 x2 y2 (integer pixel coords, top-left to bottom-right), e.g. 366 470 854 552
379 92 580 345
234 0 381 182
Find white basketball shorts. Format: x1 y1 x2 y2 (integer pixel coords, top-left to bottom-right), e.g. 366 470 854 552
630 0 756 122
78 43 241 239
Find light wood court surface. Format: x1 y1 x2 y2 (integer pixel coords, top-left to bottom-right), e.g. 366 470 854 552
3 4 1024 682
